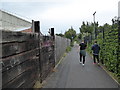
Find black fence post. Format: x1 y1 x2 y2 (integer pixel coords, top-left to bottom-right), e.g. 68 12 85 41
50 28 55 67
34 21 42 83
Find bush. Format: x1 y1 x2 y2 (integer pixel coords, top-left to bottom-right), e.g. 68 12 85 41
70 41 74 47
97 28 119 83
66 46 71 53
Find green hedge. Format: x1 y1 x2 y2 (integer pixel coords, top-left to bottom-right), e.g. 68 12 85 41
87 28 120 83
98 28 120 82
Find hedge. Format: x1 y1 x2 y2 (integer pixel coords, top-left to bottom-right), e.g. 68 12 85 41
87 27 120 83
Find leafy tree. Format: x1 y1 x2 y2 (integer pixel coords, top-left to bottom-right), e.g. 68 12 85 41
64 26 76 41
78 33 82 39
79 21 94 34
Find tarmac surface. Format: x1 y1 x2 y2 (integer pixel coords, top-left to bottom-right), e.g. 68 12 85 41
42 44 119 88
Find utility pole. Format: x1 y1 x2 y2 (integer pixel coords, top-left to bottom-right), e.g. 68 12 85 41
93 11 96 39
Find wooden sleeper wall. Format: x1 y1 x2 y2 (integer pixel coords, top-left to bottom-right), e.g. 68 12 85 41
1 30 40 88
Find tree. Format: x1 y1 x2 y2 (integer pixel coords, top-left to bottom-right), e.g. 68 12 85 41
78 33 82 39
79 21 94 34
64 26 76 41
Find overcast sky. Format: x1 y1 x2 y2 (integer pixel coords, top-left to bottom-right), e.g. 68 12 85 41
1 0 120 34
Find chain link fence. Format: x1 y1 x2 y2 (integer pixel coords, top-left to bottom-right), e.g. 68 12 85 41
55 35 71 64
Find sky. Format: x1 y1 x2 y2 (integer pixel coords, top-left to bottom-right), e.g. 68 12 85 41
1 0 120 35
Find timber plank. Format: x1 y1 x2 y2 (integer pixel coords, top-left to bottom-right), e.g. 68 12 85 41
2 40 39 58
1 48 39 72
1 30 38 44
2 57 39 86
2 68 31 88
19 70 39 88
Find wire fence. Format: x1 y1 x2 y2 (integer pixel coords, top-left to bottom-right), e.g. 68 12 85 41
55 35 71 64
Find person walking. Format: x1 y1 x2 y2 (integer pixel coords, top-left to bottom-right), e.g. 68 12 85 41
79 40 87 66
91 40 100 65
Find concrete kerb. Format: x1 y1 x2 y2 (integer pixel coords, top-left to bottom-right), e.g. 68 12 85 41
100 64 120 87
54 53 67 70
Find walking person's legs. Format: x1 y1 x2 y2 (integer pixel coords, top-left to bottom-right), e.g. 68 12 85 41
80 50 86 66
80 53 82 63
82 50 86 66
83 56 85 66
93 54 96 64
96 55 99 64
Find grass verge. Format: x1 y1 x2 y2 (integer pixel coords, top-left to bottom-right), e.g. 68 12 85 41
66 46 72 53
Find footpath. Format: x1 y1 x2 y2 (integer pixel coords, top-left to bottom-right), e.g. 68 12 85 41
42 44 119 88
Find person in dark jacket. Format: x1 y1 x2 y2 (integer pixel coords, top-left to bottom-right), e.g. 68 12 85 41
79 40 87 66
91 40 100 64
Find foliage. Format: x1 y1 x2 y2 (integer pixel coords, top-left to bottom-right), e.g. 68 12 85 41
66 46 71 53
79 21 96 34
86 21 120 83
97 28 119 73
97 24 119 82
64 26 76 41
77 33 82 39
70 40 74 47
56 33 64 37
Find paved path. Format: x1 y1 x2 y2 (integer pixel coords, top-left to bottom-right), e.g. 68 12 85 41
43 44 119 88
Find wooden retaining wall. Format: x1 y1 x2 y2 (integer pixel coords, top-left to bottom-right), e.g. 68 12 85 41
1 30 55 88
